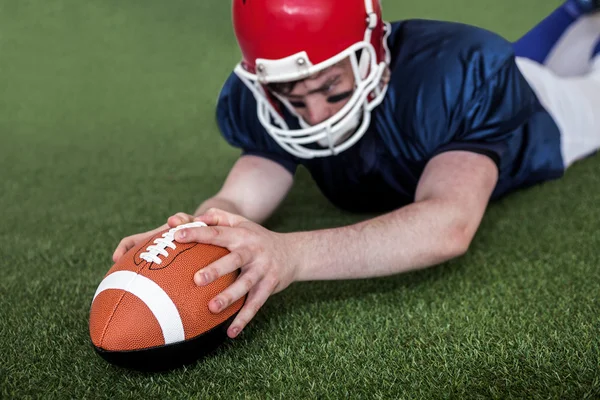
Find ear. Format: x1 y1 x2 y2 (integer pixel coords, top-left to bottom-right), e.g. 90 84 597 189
380 66 391 86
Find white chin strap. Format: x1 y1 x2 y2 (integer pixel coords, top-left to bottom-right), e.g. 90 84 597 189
234 23 391 159
315 113 361 147
293 104 361 148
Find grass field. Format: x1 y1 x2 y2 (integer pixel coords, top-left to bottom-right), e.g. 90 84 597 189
2 0 599 398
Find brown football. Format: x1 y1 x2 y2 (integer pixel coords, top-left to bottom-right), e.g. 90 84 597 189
89 222 244 371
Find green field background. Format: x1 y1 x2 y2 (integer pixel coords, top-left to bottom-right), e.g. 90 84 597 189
1 0 599 398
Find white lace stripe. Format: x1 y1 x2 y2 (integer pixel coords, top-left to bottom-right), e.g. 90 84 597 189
92 271 185 345
140 221 207 264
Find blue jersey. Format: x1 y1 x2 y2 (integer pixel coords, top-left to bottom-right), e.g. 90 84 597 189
216 20 564 213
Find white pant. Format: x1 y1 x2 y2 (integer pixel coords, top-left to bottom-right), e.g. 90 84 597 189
516 56 600 168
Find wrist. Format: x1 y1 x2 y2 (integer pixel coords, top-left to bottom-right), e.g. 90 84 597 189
285 226 361 282
282 231 306 283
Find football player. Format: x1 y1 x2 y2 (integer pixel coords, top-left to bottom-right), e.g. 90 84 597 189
114 0 600 339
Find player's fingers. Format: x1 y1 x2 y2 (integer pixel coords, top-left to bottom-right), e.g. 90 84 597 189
175 225 246 248
112 237 135 262
167 212 195 228
226 278 276 338
194 208 247 227
208 267 265 315
194 251 247 286
112 224 169 263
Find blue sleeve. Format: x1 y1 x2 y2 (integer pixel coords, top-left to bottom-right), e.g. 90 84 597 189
393 21 539 169
432 56 539 168
215 73 298 175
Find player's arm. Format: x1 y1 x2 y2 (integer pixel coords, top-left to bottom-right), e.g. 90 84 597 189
193 155 294 224
292 150 498 280
175 150 498 338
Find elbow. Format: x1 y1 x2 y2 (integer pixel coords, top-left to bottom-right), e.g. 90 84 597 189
440 223 473 260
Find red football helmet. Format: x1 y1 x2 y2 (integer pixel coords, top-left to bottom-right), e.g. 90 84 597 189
232 0 391 159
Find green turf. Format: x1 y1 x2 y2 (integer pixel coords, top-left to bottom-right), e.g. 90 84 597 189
1 0 599 398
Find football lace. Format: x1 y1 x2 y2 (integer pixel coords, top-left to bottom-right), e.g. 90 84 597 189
139 221 207 264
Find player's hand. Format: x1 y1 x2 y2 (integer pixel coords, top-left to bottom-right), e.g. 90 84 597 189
174 208 298 339
111 212 196 263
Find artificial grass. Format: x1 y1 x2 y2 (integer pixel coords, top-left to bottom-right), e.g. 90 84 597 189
1 0 599 398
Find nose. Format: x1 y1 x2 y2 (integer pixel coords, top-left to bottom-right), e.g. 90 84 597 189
304 97 332 126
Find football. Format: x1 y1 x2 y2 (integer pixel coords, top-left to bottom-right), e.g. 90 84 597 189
89 222 244 371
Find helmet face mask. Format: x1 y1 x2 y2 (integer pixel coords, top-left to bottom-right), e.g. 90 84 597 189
232 0 391 159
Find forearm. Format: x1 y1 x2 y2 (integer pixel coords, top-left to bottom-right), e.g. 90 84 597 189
291 199 472 281
193 156 292 225
195 196 279 225
194 197 243 219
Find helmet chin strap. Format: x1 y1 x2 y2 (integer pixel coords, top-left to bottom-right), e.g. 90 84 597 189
315 113 361 147
292 97 361 148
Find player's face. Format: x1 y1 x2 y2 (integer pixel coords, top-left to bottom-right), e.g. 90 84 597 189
281 58 356 126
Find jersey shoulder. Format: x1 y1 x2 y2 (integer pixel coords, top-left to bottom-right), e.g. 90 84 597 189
216 73 298 172
387 19 515 82
383 19 519 152
216 73 264 149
